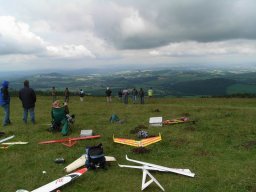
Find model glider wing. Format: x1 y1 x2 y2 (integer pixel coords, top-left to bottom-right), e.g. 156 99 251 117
0 135 15 144
126 155 195 177
1 141 28 149
113 134 161 147
64 155 116 173
2 142 28 145
141 134 162 147
113 136 140 147
39 135 101 147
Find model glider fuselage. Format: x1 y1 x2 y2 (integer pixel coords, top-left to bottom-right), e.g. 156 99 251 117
32 168 87 192
163 117 190 125
16 168 87 192
124 155 195 177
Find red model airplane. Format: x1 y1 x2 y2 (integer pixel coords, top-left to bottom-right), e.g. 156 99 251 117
39 135 101 147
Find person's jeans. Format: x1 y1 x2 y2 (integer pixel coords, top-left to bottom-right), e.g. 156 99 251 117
23 107 35 123
2 104 10 126
140 97 144 104
123 95 128 104
132 96 137 103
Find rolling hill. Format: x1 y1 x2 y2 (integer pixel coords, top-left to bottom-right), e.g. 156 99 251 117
3 68 256 97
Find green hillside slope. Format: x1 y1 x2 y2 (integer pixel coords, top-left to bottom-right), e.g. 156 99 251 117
0 96 255 192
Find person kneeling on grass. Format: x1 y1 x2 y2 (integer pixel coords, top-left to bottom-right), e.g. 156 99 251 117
50 100 75 136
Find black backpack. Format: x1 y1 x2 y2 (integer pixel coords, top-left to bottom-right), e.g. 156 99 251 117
85 143 106 169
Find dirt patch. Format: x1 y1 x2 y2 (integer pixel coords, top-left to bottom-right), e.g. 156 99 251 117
240 140 256 150
132 147 151 154
184 126 196 131
246 185 256 192
152 108 160 112
193 150 214 157
180 112 190 117
171 138 189 148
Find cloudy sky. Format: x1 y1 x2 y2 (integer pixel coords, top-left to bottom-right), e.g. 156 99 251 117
0 0 256 71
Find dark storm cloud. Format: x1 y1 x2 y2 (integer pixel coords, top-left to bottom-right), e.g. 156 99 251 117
91 0 256 49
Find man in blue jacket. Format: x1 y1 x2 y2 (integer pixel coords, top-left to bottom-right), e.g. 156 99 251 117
19 80 36 124
0 80 11 126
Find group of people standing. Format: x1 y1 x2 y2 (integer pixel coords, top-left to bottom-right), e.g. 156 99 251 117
52 87 87 103
108 87 154 104
1 83 153 126
0 80 36 126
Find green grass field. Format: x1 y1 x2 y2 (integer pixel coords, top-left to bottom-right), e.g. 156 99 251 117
0 96 256 192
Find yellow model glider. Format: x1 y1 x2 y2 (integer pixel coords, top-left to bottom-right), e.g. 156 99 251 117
113 133 162 147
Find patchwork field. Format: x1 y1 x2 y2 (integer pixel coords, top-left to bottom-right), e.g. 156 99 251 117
0 96 255 192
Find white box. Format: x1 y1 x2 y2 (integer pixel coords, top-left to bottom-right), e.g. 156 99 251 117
80 130 93 136
149 117 163 127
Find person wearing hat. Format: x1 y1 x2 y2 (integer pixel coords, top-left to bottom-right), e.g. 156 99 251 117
0 80 11 126
51 100 73 135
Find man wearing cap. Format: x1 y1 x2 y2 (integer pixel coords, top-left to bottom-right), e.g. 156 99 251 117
0 80 11 126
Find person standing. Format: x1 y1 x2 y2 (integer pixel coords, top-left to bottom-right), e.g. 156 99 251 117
138 88 145 104
51 86 57 102
19 80 36 124
122 88 129 104
0 80 11 126
131 88 138 104
118 89 122 101
148 87 153 98
64 88 70 103
79 89 85 102
105 87 112 103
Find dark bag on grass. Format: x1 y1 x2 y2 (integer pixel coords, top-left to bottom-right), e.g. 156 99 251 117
85 143 106 169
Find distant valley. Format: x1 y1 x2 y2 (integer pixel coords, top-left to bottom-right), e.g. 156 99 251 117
2 67 256 97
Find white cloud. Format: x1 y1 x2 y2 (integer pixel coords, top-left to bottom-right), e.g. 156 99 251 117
0 16 45 54
1 0 256 71
31 20 51 34
46 44 95 58
149 40 256 57
0 16 103 60
121 10 146 37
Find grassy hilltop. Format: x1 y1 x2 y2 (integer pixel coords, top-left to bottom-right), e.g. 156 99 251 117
0 96 256 192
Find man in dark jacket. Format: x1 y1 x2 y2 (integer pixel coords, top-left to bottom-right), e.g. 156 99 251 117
0 80 11 126
19 80 36 124
105 87 112 102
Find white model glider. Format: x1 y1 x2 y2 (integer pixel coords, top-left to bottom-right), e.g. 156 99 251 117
118 155 195 191
16 168 87 192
